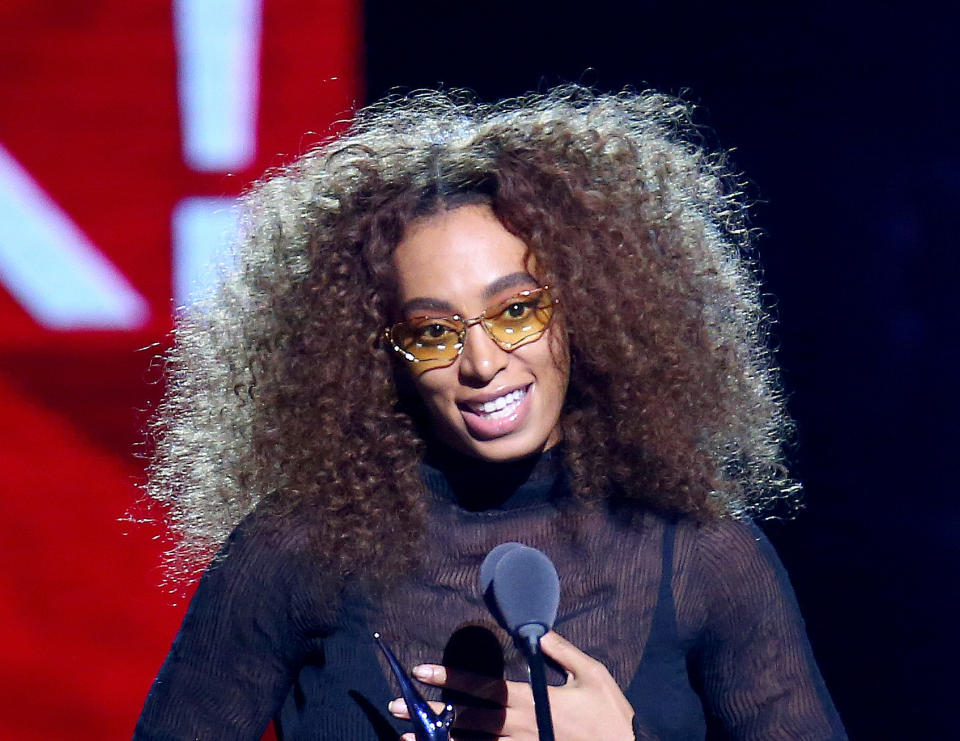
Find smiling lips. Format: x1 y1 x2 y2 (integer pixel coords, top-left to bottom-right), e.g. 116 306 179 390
459 385 532 439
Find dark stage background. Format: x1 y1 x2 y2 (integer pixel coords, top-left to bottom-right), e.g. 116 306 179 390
0 1 955 738
368 2 960 737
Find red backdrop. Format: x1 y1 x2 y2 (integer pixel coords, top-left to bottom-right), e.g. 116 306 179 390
0 2 361 738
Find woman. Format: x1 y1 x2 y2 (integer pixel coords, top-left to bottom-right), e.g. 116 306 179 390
134 87 846 740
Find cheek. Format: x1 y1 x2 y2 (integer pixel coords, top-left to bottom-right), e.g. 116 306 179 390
542 331 571 393
411 368 458 410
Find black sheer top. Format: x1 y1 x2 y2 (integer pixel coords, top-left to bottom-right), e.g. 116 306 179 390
134 448 846 740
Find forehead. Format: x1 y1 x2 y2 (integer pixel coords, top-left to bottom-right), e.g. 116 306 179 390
392 205 534 306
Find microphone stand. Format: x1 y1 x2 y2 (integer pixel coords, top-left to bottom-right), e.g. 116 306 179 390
517 625 555 741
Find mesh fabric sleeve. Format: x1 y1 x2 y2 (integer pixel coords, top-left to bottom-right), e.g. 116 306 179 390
132 516 326 741
677 518 847 740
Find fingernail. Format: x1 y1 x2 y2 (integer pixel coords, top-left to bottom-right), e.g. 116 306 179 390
413 664 433 680
388 699 407 713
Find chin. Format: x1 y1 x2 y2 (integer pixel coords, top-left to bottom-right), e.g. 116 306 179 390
445 427 558 463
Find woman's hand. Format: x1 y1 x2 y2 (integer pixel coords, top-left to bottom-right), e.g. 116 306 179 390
388 631 636 741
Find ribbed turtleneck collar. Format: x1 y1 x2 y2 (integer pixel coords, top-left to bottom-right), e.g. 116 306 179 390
419 445 566 512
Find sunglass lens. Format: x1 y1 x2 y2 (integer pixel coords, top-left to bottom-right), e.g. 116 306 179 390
485 289 555 348
391 318 463 365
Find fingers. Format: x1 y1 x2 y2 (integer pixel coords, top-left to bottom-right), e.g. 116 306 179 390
389 669 527 738
538 630 603 681
390 698 509 733
388 698 447 719
411 664 509 704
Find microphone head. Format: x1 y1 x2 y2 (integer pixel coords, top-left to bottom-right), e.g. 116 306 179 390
479 542 524 596
491 545 560 636
479 542 524 631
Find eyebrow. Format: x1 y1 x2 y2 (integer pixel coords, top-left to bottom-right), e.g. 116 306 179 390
401 271 538 316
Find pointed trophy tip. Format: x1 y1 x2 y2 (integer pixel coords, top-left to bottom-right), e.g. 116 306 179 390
441 703 455 723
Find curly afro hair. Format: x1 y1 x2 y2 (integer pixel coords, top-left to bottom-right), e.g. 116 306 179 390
145 86 799 585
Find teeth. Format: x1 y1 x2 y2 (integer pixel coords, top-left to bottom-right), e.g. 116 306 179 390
471 388 526 417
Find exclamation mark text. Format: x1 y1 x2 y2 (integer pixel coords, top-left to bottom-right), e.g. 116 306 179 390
172 0 263 306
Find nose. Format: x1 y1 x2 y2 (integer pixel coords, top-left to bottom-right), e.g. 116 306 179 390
457 323 508 386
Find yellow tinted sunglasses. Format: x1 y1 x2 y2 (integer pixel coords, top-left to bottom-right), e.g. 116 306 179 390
384 286 558 373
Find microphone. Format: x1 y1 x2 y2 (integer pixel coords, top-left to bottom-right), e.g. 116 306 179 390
479 543 559 741
485 545 560 653
479 541 524 632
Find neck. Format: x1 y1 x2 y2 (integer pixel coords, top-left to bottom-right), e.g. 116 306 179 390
420 444 564 512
